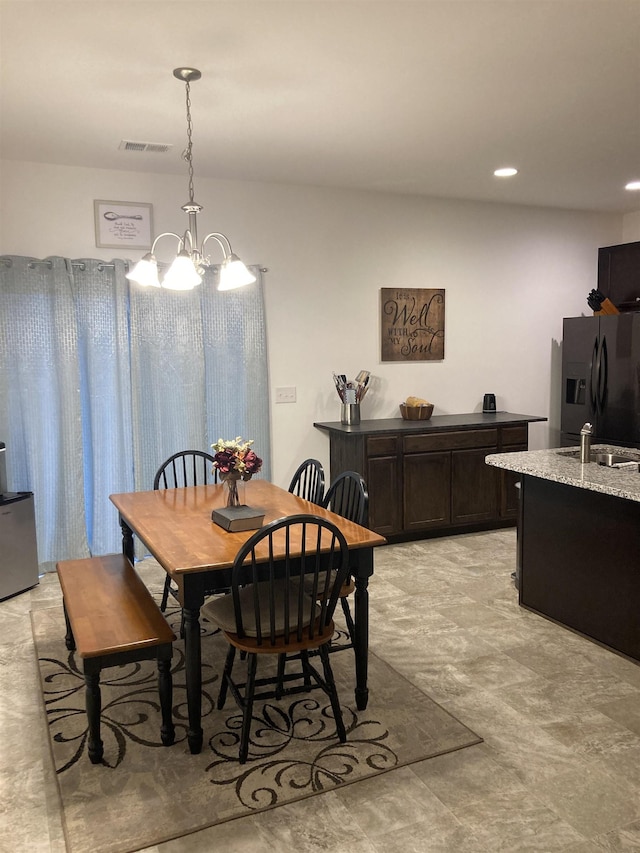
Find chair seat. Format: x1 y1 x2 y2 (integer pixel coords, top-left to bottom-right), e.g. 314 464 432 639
339 577 355 597
222 620 336 654
202 579 319 638
301 571 354 599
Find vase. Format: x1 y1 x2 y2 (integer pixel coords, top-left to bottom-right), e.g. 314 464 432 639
224 476 243 508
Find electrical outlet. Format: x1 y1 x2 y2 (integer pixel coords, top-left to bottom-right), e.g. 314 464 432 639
275 386 297 403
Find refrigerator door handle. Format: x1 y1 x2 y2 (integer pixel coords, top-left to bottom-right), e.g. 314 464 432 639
598 335 608 413
590 337 599 412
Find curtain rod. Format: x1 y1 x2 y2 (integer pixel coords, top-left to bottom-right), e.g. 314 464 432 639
1 258 268 273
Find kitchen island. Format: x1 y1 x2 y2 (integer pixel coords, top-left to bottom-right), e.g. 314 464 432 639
486 445 640 663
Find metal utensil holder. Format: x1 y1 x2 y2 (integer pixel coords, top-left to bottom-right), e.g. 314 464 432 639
341 403 361 426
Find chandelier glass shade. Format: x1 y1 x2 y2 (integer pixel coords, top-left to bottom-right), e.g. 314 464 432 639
126 68 255 292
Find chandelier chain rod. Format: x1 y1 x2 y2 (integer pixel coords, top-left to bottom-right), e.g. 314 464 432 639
184 79 195 205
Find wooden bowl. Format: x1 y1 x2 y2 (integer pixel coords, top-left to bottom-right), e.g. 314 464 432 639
399 403 434 421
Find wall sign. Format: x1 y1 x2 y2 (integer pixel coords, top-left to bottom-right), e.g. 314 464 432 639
94 200 153 250
380 287 445 362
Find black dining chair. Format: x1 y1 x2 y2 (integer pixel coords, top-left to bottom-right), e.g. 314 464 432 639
287 458 325 504
153 450 220 613
202 514 350 764
153 449 218 491
320 470 368 650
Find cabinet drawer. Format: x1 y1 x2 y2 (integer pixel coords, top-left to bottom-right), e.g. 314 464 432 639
367 435 398 456
500 425 528 447
404 429 498 454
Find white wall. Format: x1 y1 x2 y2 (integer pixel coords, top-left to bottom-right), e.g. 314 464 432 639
1 160 626 486
622 211 640 242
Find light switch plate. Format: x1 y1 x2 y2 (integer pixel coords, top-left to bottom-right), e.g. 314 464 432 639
275 386 297 403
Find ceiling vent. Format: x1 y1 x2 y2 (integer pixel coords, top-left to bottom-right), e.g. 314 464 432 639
118 140 173 154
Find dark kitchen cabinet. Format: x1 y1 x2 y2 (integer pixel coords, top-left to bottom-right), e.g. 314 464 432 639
403 451 451 531
402 428 499 530
366 439 401 536
315 413 545 541
452 447 498 524
598 241 640 310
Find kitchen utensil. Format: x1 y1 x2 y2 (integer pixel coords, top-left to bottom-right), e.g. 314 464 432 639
357 375 370 401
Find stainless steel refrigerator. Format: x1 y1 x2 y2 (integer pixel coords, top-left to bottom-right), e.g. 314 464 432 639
561 314 640 447
0 443 39 599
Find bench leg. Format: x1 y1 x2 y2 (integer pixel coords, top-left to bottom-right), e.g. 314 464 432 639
84 667 104 764
63 600 76 651
157 656 175 746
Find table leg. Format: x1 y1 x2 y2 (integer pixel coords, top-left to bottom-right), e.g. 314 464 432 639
182 601 203 754
181 574 210 754
352 546 374 711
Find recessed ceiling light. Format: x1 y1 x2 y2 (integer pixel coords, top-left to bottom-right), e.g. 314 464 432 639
494 167 518 178
625 180 640 191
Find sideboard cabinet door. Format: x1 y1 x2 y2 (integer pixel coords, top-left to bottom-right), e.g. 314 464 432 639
367 454 401 535
451 447 499 524
403 452 451 531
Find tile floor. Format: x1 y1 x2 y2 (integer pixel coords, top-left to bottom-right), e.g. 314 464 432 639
4 528 640 852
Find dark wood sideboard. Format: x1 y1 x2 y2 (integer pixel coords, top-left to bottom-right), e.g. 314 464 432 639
314 412 546 541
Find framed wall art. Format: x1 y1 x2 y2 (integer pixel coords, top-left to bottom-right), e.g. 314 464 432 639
380 287 445 362
94 200 153 250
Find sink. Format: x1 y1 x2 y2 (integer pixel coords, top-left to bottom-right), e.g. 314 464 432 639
555 448 640 466
595 452 640 467
555 449 597 461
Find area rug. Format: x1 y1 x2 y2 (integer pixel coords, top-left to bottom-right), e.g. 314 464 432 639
33 589 482 853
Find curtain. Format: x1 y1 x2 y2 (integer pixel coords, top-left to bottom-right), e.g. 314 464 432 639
0 256 270 570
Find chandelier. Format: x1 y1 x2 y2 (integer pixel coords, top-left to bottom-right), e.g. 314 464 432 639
126 68 255 292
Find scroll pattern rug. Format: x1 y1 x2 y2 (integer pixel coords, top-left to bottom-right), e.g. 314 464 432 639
33 595 482 853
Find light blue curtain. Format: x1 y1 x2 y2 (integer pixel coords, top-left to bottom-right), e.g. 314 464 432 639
0 256 270 569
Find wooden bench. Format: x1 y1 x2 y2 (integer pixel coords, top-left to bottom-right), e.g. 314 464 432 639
56 554 176 764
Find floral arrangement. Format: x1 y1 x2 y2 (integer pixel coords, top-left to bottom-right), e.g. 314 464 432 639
211 436 263 482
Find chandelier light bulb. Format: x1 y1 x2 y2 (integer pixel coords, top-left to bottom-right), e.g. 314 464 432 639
125 253 161 288
218 254 257 291
162 251 203 290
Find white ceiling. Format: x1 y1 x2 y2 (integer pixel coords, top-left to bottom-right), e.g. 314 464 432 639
1 0 639 214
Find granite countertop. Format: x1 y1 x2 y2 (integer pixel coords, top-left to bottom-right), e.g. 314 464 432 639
486 445 640 503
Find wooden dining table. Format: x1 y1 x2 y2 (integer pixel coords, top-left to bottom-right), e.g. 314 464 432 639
110 479 386 754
